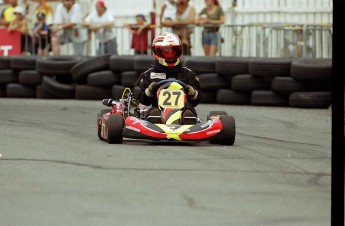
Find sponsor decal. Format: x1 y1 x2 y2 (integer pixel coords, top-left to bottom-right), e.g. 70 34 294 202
150 72 166 79
200 121 213 129
207 129 221 135
125 125 141 133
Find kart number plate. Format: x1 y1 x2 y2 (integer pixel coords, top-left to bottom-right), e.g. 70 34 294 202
158 90 185 109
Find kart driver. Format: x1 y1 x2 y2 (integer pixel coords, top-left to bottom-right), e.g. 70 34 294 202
138 32 201 125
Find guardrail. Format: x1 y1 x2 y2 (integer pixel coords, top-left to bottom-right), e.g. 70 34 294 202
0 23 332 58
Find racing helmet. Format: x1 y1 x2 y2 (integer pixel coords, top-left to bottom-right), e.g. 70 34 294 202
151 32 183 67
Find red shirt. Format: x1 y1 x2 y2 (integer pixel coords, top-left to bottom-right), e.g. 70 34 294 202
130 27 149 52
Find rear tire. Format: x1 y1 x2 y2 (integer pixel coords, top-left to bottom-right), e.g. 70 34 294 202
97 109 111 140
107 114 124 144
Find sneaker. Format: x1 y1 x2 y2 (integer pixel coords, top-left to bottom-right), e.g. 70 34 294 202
182 109 197 125
147 108 161 124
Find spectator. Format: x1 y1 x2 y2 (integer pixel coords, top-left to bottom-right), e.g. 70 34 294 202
160 0 176 24
31 12 50 55
171 0 195 55
7 6 31 54
51 0 88 56
34 0 54 26
0 0 18 27
196 0 225 56
124 14 150 55
83 0 117 55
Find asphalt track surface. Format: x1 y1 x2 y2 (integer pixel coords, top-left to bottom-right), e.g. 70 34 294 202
0 99 331 226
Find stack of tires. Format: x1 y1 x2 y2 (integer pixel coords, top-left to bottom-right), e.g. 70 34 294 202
185 56 331 108
0 55 332 109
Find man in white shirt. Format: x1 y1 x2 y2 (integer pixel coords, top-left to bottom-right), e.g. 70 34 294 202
83 0 117 55
51 0 88 56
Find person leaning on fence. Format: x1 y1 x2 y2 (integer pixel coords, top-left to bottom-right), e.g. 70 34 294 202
0 0 19 27
196 0 225 56
160 0 176 23
82 0 117 55
51 0 88 56
34 0 54 26
170 0 195 56
31 12 51 56
7 6 32 55
124 14 150 55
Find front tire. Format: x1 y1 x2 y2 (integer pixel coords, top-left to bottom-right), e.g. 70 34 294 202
107 114 124 144
219 115 236 145
210 115 235 145
97 109 111 140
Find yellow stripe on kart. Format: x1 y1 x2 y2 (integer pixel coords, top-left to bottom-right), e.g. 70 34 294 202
165 110 182 125
156 124 193 140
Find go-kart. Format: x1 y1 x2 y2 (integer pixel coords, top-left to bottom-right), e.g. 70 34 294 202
97 79 236 145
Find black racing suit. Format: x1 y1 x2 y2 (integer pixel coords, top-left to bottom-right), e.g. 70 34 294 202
138 61 201 114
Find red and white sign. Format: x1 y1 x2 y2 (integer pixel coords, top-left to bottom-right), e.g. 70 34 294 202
0 28 21 56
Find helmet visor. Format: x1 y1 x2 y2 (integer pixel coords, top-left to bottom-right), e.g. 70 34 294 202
154 45 182 60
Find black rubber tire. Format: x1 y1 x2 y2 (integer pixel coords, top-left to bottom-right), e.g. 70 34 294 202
133 55 153 73
0 85 6 97
217 89 251 105
0 69 18 85
111 85 126 100
87 70 120 87
231 74 270 92
71 54 111 83
290 59 332 81
36 56 83 76
18 70 42 86
132 86 141 99
199 90 217 103
0 56 11 69
289 91 331 108
97 109 111 140
249 57 292 78
271 77 331 94
109 55 135 72
210 115 236 146
184 56 217 74
215 56 252 76
198 73 231 90
10 55 37 71
75 85 111 100
251 90 289 106
120 71 140 87
107 114 124 144
42 76 75 98
36 85 57 99
6 83 36 98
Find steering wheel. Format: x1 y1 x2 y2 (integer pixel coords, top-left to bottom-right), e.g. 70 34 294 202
154 79 188 94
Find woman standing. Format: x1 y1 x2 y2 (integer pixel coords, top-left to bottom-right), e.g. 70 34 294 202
172 0 195 56
196 0 224 56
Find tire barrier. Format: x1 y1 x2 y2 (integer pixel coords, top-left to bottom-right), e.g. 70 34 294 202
0 55 332 108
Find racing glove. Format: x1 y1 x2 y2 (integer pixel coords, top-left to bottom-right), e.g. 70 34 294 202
186 85 198 100
145 82 157 97
102 98 114 107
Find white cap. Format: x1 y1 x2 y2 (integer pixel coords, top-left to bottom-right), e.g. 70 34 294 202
13 6 25 15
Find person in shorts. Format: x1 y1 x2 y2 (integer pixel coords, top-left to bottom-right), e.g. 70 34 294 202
51 0 88 56
31 12 51 55
83 0 117 55
196 0 225 56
